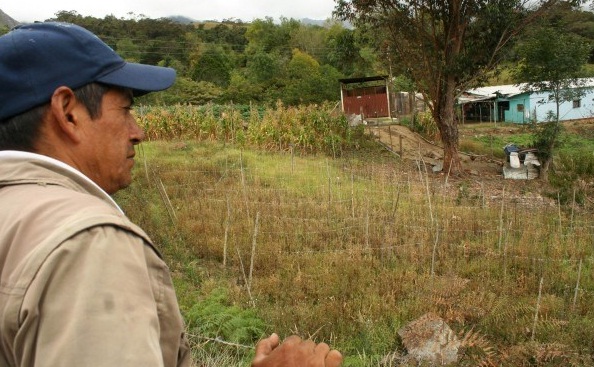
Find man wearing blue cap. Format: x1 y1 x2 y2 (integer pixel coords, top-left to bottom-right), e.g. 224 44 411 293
0 22 342 367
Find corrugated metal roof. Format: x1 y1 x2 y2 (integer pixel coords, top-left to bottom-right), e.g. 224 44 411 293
460 78 594 103
466 84 524 98
339 76 388 84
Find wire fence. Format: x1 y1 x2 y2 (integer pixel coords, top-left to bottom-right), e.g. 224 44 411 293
122 145 594 358
135 148 594 290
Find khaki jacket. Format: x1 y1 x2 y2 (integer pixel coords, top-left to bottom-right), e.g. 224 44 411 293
0 151 191 367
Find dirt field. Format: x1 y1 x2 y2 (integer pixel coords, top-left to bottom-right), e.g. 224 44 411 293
364 122 560 207
367 123 503 177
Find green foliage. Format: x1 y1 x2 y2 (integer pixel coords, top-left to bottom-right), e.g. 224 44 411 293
513 27 591 97
323 23 367 77
138 77 223 105
538 1 594 63
282 50 344 105
185 287 267 346
43 5 594 113
392 75 416 93
195 21 248 53
116 38 142 62
548 149 594 205
245 17 299 59
245 50 283 84
410 111 439 141
532 116 565 163
512 20 591 178
334 0 565 173
44 12 372 107
223 71 264 104
190 44 236 87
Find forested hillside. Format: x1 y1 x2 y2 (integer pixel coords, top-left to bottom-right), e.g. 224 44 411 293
2 4 594 108
16 10 379 107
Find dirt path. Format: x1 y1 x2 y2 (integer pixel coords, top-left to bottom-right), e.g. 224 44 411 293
367 124 504 178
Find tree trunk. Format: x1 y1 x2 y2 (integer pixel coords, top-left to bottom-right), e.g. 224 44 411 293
540 98 562 182
433 79 463 175
540 156 552 182
440 119 463 175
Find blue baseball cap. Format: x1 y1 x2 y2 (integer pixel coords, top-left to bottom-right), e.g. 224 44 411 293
0 22 176 120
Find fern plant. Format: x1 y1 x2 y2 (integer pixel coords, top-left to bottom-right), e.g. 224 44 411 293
185 287 267 346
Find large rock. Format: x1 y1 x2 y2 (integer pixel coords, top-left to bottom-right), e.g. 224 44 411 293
398 313 460 365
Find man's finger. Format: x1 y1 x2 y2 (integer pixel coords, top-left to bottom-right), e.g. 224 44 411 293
326 349 343 367
252 333 280 365
314 342 330 356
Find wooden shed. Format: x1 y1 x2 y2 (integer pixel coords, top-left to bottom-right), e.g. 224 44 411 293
339 76 391 118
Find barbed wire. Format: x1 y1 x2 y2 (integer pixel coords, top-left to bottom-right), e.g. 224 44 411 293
129 151 594 292
186 333 255 349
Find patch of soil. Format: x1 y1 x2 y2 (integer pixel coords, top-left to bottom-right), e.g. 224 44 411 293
366 123 554 207
368 124 503 178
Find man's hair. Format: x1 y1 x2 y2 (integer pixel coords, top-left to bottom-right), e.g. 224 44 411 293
0 83 110 151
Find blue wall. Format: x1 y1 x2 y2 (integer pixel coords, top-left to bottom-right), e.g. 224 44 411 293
499 89 594 123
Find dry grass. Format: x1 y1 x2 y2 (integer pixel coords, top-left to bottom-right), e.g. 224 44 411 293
116 139 594 366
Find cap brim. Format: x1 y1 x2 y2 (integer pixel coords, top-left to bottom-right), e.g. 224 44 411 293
97 62 176 96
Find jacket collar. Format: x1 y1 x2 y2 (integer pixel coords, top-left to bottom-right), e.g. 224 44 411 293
0 150 124 214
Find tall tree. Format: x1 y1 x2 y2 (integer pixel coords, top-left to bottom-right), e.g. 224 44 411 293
283 49 343 105
512 26 591 179
334 0 567 174
245 17 295 57
190 44 235 87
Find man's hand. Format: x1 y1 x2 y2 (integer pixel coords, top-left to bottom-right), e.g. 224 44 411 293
252 333 342 367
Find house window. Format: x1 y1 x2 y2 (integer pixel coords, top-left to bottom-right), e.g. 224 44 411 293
517 104 524 112
573 99 581 108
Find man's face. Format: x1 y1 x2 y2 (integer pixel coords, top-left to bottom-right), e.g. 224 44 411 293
78 88 144 194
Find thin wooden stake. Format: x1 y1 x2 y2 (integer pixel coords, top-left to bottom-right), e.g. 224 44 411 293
326 159 332 205
570 187 576 230
223 196 231 267
572 259 583 313
240 150 251 221
248 212 260 290
531 277 544 341
365 206 370 250
236 248 255 308
290 144 295 174
430 224 439 277
498 187 506 251
140 144 151 189
503 220 511 283
158 178 177 223
351 172 355 219
557 191 562 235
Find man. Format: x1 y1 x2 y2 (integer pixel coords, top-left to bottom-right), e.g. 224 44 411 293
0 22 342 367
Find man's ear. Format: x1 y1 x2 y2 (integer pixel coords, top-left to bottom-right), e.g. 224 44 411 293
49 86 85 143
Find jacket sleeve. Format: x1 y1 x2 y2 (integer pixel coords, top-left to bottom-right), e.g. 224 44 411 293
17 225 170 367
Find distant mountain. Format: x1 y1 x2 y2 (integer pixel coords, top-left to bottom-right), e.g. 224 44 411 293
300 17 353 29
300 18 327 26
0 9 19 29
167 15 196 25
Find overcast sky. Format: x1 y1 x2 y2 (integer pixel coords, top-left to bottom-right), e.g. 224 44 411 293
4 0 338 23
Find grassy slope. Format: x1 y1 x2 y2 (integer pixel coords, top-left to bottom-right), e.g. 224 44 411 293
115 124 594 366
